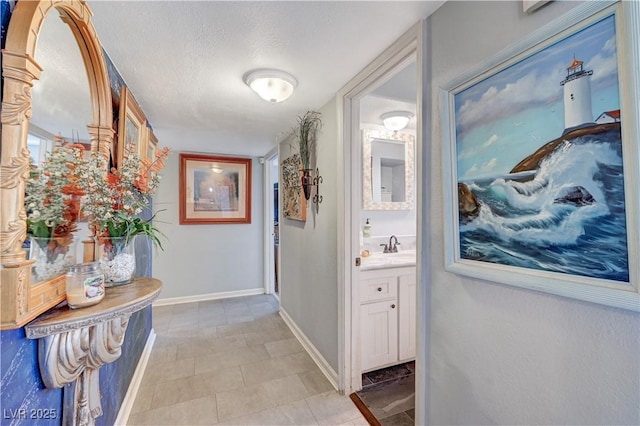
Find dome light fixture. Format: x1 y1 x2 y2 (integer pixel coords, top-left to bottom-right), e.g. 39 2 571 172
243 69 297 103
380 111 414 131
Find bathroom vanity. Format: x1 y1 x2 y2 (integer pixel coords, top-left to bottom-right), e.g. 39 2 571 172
359 252 416 372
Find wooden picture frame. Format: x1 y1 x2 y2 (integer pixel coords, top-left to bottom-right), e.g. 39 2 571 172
179 153 252 224
146 126 158 163
440 1 640 311
117 86 147 167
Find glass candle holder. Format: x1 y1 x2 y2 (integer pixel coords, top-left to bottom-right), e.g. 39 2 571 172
66 262 105 309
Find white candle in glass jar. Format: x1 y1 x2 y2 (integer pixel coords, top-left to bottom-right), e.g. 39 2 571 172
66 262 105 309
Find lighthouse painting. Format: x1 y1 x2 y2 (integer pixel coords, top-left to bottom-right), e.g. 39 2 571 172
448 11 631 285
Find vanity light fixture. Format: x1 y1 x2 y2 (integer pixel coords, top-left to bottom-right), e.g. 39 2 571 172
380 111 414 131
243 69 297 103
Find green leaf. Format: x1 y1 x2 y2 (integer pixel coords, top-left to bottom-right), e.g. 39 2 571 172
27 220 53 239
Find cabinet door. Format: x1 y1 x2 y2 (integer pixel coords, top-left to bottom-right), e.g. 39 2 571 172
360 300 398 371
398 272 416 361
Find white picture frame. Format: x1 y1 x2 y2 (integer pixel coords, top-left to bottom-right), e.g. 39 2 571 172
440 1 640 311
523 0 551 14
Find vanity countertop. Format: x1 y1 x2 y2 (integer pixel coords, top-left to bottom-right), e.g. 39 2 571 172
360 250 416 271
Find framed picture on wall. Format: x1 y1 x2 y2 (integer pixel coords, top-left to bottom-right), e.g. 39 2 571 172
440 1 640 311
281 154 306 222
179 153 252 224
146 126 158 163
117 86 147 167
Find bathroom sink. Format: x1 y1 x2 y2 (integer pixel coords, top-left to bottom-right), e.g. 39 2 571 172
360 250 416 270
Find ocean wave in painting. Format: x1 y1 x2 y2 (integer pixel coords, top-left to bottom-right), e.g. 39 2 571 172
460 130 629 282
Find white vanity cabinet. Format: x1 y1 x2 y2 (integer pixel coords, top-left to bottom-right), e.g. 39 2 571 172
360 266 416 372
398 273 416 360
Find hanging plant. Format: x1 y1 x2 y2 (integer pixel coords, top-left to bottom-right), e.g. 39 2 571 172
293 110 322 170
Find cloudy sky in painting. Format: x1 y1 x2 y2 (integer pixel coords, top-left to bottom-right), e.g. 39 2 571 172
455 14 620 181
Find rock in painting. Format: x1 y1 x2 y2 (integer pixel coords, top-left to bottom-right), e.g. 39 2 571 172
458 183 480 223
510 122 621 175
553 186 595 206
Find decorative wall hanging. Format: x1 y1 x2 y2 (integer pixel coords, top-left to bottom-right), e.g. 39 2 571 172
282 154 307 222
117 86 147 168
300 167 323 214
440 1 640 311
312 168 323 214
179 153 252 224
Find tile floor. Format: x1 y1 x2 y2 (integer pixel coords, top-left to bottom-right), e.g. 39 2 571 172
356 362 415 425
127 294 369 426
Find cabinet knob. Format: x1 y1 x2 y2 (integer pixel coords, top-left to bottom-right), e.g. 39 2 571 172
377 287 382 292
391 304 396 309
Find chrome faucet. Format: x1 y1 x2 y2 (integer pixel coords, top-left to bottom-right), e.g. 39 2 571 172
380 235 400 253
389 235 399 253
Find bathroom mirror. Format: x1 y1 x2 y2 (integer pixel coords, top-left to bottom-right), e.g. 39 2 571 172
362 128 415 211
1 0 113 329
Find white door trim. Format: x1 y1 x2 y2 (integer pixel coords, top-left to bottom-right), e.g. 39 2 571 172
263 147 279 296
337 19 426 397
415 18 431 426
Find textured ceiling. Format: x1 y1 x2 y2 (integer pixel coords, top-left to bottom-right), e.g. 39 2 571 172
31 1 444 156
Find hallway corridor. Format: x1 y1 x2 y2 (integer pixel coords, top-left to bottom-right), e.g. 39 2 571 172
127 294 367 425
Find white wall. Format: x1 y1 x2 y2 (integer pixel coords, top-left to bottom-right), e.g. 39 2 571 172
279 100 340 371
359 210 416 240
426 1 640 424
152 151 264 300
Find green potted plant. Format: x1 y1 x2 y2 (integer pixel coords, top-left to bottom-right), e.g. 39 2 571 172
82 143 169 286
293 110 322 200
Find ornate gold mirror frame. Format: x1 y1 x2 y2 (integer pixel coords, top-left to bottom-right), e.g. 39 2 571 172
1 0 113 329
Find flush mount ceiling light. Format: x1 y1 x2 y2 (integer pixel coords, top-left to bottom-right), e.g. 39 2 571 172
243 69 297 103
380 111 414 131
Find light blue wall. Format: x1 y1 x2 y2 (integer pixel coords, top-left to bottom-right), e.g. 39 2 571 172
151 154 264 300
279 101 340 372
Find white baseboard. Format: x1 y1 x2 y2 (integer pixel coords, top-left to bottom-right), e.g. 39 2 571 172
153 288 265 307
114 329 156 426
279 308 339 391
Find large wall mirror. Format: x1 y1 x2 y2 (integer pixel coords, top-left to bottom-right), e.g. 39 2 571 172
29 8 93 164
362 128 415 211
0 0 113 329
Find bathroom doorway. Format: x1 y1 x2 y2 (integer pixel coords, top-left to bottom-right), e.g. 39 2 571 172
338 22 424 414
264 149 280 298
